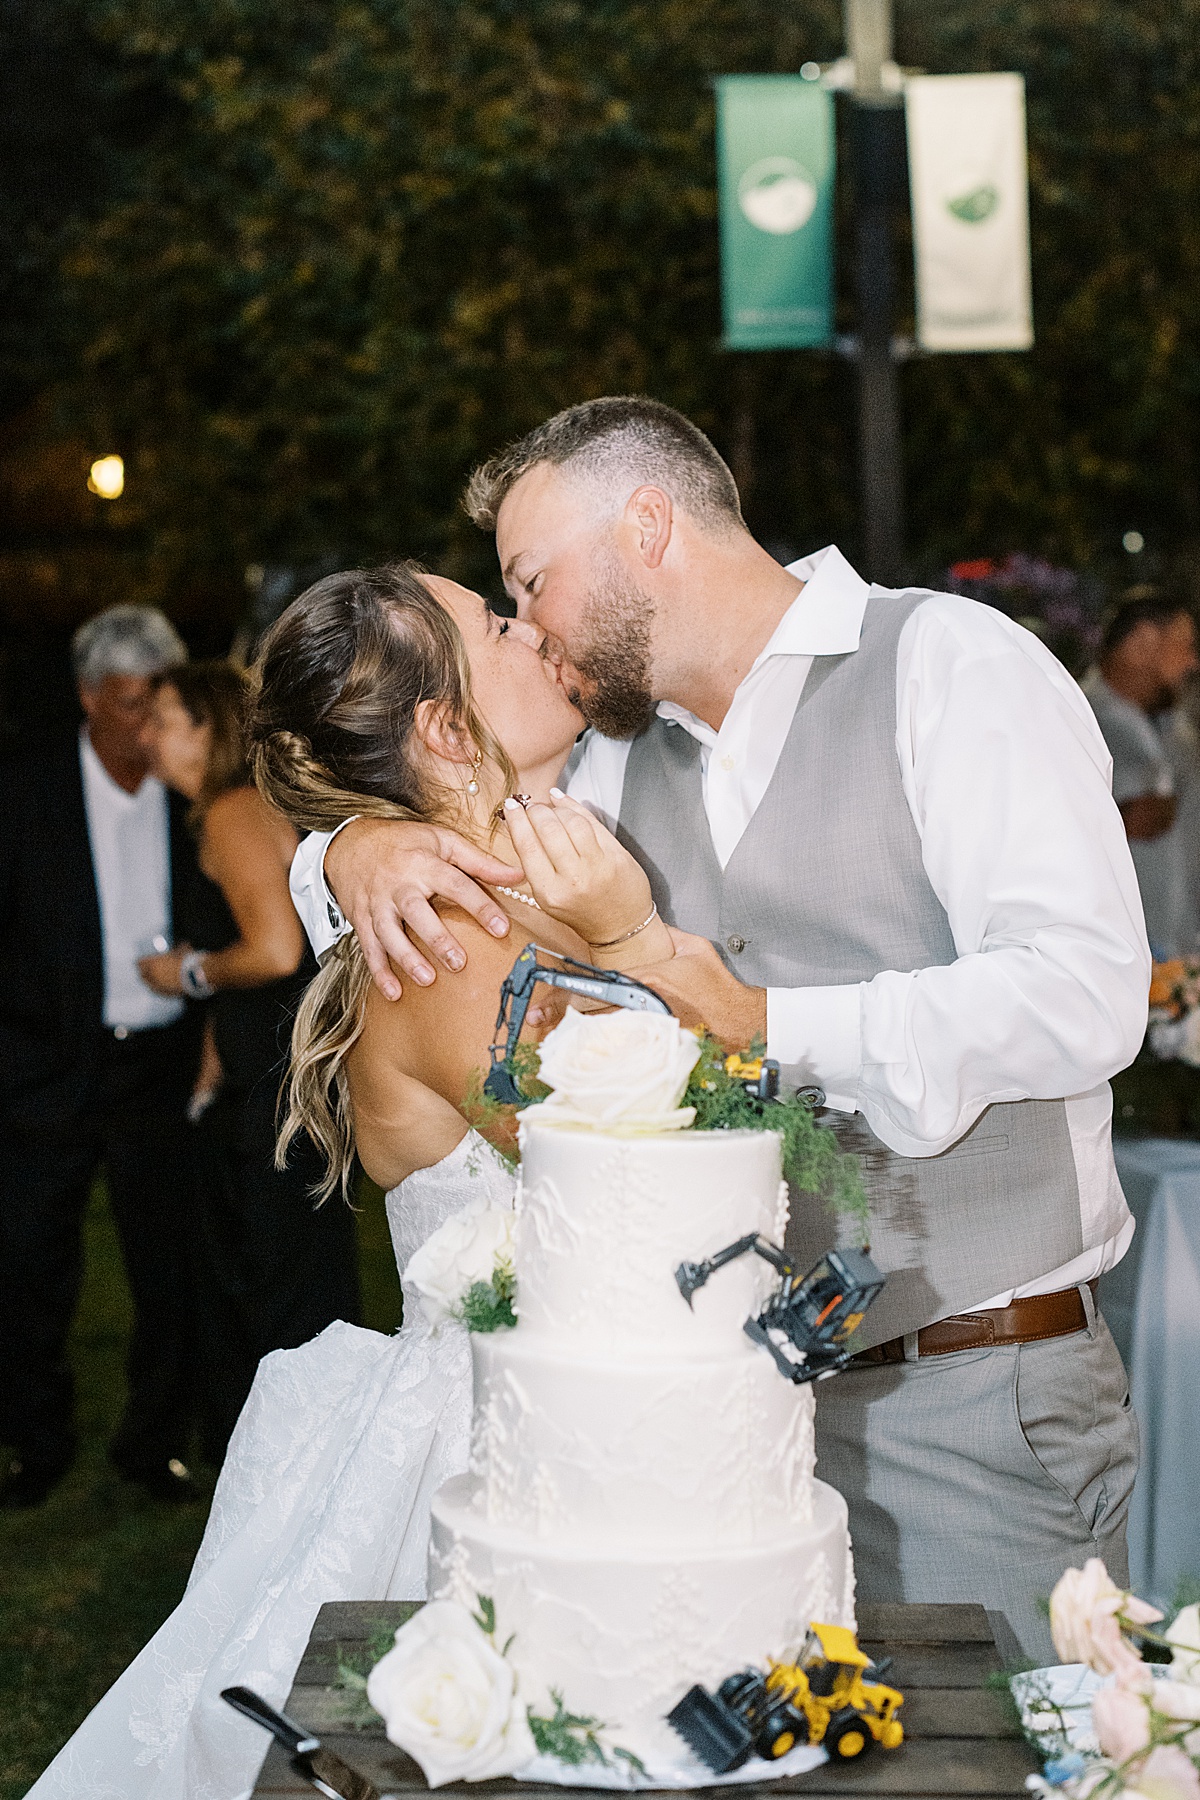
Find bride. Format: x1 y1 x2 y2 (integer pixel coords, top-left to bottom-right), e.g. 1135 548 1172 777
29 562 676 1800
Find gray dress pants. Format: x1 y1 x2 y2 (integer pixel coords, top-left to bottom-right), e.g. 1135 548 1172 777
814 1302 1139 1664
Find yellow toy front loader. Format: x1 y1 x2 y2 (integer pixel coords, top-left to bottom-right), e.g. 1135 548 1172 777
666 1621 905 1774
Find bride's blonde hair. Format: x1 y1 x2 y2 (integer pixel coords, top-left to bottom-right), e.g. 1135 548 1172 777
248 561 516 1201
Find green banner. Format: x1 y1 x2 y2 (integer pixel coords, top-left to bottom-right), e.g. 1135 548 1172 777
716 75 835 350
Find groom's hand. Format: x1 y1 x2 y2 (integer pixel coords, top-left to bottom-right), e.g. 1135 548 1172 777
636 927 767 1050
325 819 523 1001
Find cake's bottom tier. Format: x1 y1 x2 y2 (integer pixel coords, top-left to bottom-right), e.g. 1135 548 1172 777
428 1474 854 1773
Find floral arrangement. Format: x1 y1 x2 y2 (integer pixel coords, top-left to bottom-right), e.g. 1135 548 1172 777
363 1595 645 1787
404 1196 517 1334
1146 961 1200 1066
1022 1559 1200 1800
465 1009 869 1244
685 1034 871 1245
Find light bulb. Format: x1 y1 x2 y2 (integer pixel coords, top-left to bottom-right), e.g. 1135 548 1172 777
88 455 124 499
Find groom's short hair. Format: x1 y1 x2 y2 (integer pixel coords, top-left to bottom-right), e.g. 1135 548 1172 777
464 396 745 535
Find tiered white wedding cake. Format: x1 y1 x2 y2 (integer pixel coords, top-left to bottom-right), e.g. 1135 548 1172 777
426 1017 855 1774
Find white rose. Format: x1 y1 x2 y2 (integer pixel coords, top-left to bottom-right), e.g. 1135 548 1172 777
404 1202 516 1328
1181 1011 1200 1069
366 1600 535 1787
528 1008 701 1133
1168 1606 1200 1685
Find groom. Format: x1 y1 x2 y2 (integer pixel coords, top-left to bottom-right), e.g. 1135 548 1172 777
291 397 1148 1658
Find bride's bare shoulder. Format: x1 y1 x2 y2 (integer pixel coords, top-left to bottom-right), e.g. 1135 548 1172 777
345 907 525 1188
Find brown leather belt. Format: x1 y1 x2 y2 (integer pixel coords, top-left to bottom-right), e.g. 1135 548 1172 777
852 1280 1097 1365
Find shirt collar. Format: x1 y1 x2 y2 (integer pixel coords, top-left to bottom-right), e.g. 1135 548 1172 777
761 544 871 660
653 544 871 733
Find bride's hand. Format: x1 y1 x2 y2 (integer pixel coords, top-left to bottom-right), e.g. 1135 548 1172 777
502 791 654 948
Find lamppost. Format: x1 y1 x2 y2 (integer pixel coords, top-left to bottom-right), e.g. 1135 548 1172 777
843 0 904 583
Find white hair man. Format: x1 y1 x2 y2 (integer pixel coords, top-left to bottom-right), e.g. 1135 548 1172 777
0 603 204 1507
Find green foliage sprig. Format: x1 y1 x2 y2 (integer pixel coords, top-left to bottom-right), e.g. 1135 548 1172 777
461 1044 551 1169
682 1036 870 1247
459 1259 517 1333
332 1622 399 1728
527 1690 648 1779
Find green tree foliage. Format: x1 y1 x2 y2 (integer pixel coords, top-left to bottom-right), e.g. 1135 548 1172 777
53 0 1200 598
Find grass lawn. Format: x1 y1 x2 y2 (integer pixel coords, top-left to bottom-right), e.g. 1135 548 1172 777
0 1178 401 1800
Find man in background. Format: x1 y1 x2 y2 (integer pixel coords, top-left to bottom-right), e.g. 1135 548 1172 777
1083 592 1200 957
0 605 203 1506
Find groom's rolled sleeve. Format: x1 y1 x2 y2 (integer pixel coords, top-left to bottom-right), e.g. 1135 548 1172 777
767 985 862 1115
290 826 355 959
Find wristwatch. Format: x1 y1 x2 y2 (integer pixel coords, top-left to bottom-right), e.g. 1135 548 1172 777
179 950 215 1000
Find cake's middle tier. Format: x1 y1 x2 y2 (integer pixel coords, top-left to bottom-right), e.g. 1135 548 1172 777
469 1329 816 1548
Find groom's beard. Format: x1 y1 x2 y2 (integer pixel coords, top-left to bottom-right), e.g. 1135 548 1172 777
566 562 657 740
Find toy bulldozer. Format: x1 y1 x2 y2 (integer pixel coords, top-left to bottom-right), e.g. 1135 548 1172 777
666 1622 904 1774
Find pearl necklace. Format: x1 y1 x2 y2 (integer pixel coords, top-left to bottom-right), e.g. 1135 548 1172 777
493 884 542 911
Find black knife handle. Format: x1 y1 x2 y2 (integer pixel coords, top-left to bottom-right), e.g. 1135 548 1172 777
221 1686 320 1756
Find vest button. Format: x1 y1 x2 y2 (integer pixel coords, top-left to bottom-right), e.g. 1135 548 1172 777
726 934 746 955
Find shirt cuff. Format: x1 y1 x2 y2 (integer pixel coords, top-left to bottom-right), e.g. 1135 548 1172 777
289 821 358 959
766 984 863 1114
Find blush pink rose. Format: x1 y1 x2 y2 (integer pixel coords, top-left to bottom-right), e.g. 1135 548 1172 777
1128 1745 1200 1800
1049 1560 1161 1687
1093 1685 1152 1762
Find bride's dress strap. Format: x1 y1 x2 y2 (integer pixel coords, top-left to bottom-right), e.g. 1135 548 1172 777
385 1128 516 1275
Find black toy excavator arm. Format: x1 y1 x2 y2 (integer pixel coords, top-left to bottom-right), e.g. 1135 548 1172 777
675 1234 797 1308
482 943 671 1105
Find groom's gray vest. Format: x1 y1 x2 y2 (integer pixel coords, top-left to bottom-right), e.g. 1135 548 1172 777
617 592 1085 1348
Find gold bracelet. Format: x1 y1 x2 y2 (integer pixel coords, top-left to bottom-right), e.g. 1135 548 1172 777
591 903 659 951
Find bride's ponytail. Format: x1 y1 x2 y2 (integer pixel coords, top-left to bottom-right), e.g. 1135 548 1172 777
248 562 515 1201
276 936 373 1203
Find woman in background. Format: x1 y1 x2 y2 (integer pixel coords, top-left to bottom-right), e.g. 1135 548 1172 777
138 661 360 1460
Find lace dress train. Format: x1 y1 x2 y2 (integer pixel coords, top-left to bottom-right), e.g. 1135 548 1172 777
26 1131 515 1800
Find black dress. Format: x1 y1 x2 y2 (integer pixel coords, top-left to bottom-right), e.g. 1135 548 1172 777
179 850 361 1461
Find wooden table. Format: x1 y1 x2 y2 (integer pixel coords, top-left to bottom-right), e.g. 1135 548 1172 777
251 1601 1039 1799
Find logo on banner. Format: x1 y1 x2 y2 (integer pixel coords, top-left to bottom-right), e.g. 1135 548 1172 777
737 157 819 235
945 182 1000 224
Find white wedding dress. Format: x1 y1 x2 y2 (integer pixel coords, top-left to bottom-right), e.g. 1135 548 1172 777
27 1131 515 1800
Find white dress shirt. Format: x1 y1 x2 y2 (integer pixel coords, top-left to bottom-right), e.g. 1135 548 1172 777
80 729 183 1032
291 544 1148 1307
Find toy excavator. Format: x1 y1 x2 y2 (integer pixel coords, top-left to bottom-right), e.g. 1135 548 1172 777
482 944 671 1104
481 950 821 1111
667 1622 905 1774
676 1236 885 1384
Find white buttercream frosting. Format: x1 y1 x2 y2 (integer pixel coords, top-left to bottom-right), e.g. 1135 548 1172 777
427 1115 854 1775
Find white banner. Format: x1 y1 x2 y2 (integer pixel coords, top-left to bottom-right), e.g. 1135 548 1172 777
905 72 1033 352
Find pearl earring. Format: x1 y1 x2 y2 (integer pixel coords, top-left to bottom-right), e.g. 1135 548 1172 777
466 747 483 795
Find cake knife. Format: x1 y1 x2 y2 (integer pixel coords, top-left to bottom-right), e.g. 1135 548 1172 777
221 1685 394 1800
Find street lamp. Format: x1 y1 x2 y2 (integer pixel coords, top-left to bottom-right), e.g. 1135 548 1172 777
88 455 124 499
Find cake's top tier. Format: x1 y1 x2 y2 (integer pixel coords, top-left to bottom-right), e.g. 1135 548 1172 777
515 1123 788 1355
